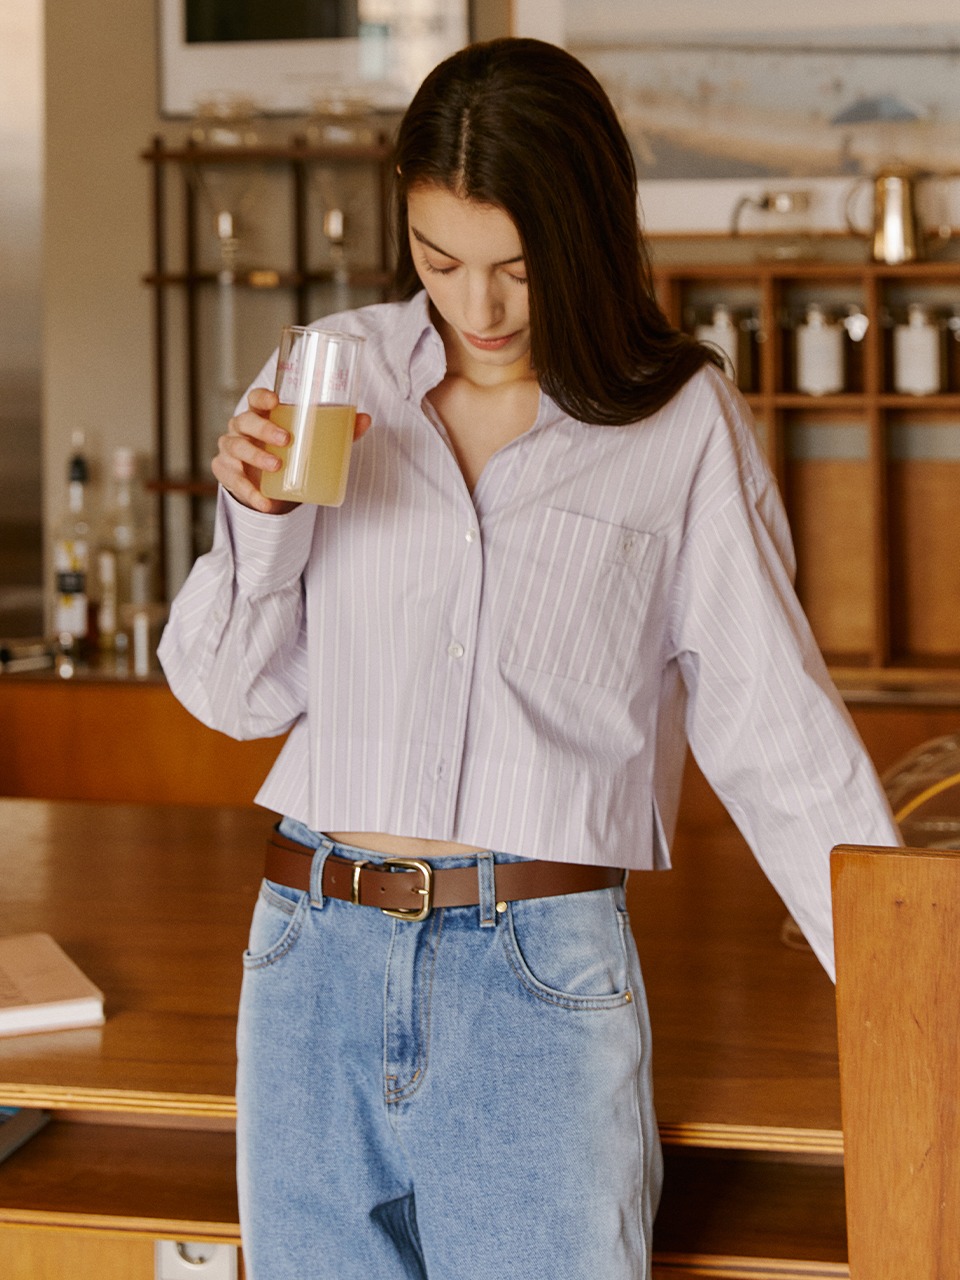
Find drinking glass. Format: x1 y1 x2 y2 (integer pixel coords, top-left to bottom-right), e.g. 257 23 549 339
260 326 365 507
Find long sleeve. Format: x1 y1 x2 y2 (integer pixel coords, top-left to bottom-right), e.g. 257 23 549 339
668 411 902 981
158 490 318 740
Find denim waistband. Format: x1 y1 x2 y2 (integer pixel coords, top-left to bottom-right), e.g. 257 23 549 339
276 815 531 870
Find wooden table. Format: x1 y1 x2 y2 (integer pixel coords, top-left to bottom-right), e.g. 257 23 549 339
0 798 848 1278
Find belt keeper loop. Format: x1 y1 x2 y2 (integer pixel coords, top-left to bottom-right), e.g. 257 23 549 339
477 851 497 928
309 842 333 908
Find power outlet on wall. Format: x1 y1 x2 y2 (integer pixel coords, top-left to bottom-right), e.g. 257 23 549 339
757 189 811 214
155 1240 238 1279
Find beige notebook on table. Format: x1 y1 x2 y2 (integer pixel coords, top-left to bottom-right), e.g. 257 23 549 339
0 932 105 1037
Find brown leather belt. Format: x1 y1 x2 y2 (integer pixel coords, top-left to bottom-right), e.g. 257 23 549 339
266 831 624 922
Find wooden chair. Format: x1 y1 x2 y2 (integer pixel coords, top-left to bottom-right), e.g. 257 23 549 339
832 842 960 1279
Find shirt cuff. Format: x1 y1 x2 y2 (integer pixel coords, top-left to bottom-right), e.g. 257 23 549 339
221 488 318 593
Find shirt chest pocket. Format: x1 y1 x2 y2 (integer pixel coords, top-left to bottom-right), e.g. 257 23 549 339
499 507 662 692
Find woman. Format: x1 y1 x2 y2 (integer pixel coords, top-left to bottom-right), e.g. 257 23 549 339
159 37 900 1280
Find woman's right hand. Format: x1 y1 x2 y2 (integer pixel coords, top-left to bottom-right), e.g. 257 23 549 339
213 386 373 515
213 386 298 515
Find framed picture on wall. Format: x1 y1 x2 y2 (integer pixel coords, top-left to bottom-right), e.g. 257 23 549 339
158 0 472 116
566 21 960 235
520 0 960 235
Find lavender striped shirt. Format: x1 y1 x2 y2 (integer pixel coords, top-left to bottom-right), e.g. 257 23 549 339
159 292 900 976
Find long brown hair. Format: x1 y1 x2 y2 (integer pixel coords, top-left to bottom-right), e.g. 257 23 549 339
392 37 721 425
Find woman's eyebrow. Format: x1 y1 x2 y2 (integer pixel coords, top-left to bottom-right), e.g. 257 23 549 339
410 225 524 266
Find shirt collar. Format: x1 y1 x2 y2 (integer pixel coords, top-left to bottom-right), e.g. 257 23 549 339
393 290 570 437
394 291 446 403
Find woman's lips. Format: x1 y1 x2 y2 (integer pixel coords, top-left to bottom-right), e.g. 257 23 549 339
463 330 518 351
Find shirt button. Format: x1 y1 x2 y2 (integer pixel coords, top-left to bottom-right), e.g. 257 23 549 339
448 641 465 659
465 528 477 543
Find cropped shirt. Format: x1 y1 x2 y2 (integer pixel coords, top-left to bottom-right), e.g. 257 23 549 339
158 291 901 976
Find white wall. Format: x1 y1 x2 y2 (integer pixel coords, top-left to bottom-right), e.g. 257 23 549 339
43 0 160 535
562 0 959 38
0 0 43 525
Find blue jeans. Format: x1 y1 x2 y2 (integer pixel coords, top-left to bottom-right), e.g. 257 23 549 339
236 821 662 1279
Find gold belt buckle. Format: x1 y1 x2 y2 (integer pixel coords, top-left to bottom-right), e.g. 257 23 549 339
379 858 434 921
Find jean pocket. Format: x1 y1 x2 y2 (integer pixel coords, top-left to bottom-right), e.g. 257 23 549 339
243 878 308 969
501 888 634 1010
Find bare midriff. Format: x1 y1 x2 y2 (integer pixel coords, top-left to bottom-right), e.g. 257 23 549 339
326 833 485 859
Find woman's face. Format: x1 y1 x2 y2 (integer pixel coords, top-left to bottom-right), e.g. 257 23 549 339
406 183 532 381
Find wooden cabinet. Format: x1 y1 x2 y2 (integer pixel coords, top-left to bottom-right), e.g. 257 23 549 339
3 669 959 814
0 672 283 805
652 257 960 679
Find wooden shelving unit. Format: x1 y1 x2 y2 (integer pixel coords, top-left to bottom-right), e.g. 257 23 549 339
654 256 960 681
141 136 396 586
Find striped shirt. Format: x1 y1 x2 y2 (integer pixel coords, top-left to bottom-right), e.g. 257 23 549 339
158 292 900 976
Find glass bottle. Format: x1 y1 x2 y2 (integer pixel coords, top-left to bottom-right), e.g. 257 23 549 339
94 447 153 659
695 304 741 386
51 432 94 666
795 303 845 396
893 304 942 396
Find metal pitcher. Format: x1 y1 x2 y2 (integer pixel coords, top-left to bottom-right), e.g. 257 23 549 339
846 168 924 264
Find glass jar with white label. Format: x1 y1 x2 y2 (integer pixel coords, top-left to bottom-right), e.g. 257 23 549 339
695 304 741 386
795 303 845 396
893 304 943 396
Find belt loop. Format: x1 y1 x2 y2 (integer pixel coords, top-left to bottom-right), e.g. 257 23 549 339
476 851 497 929
310 838 334 909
